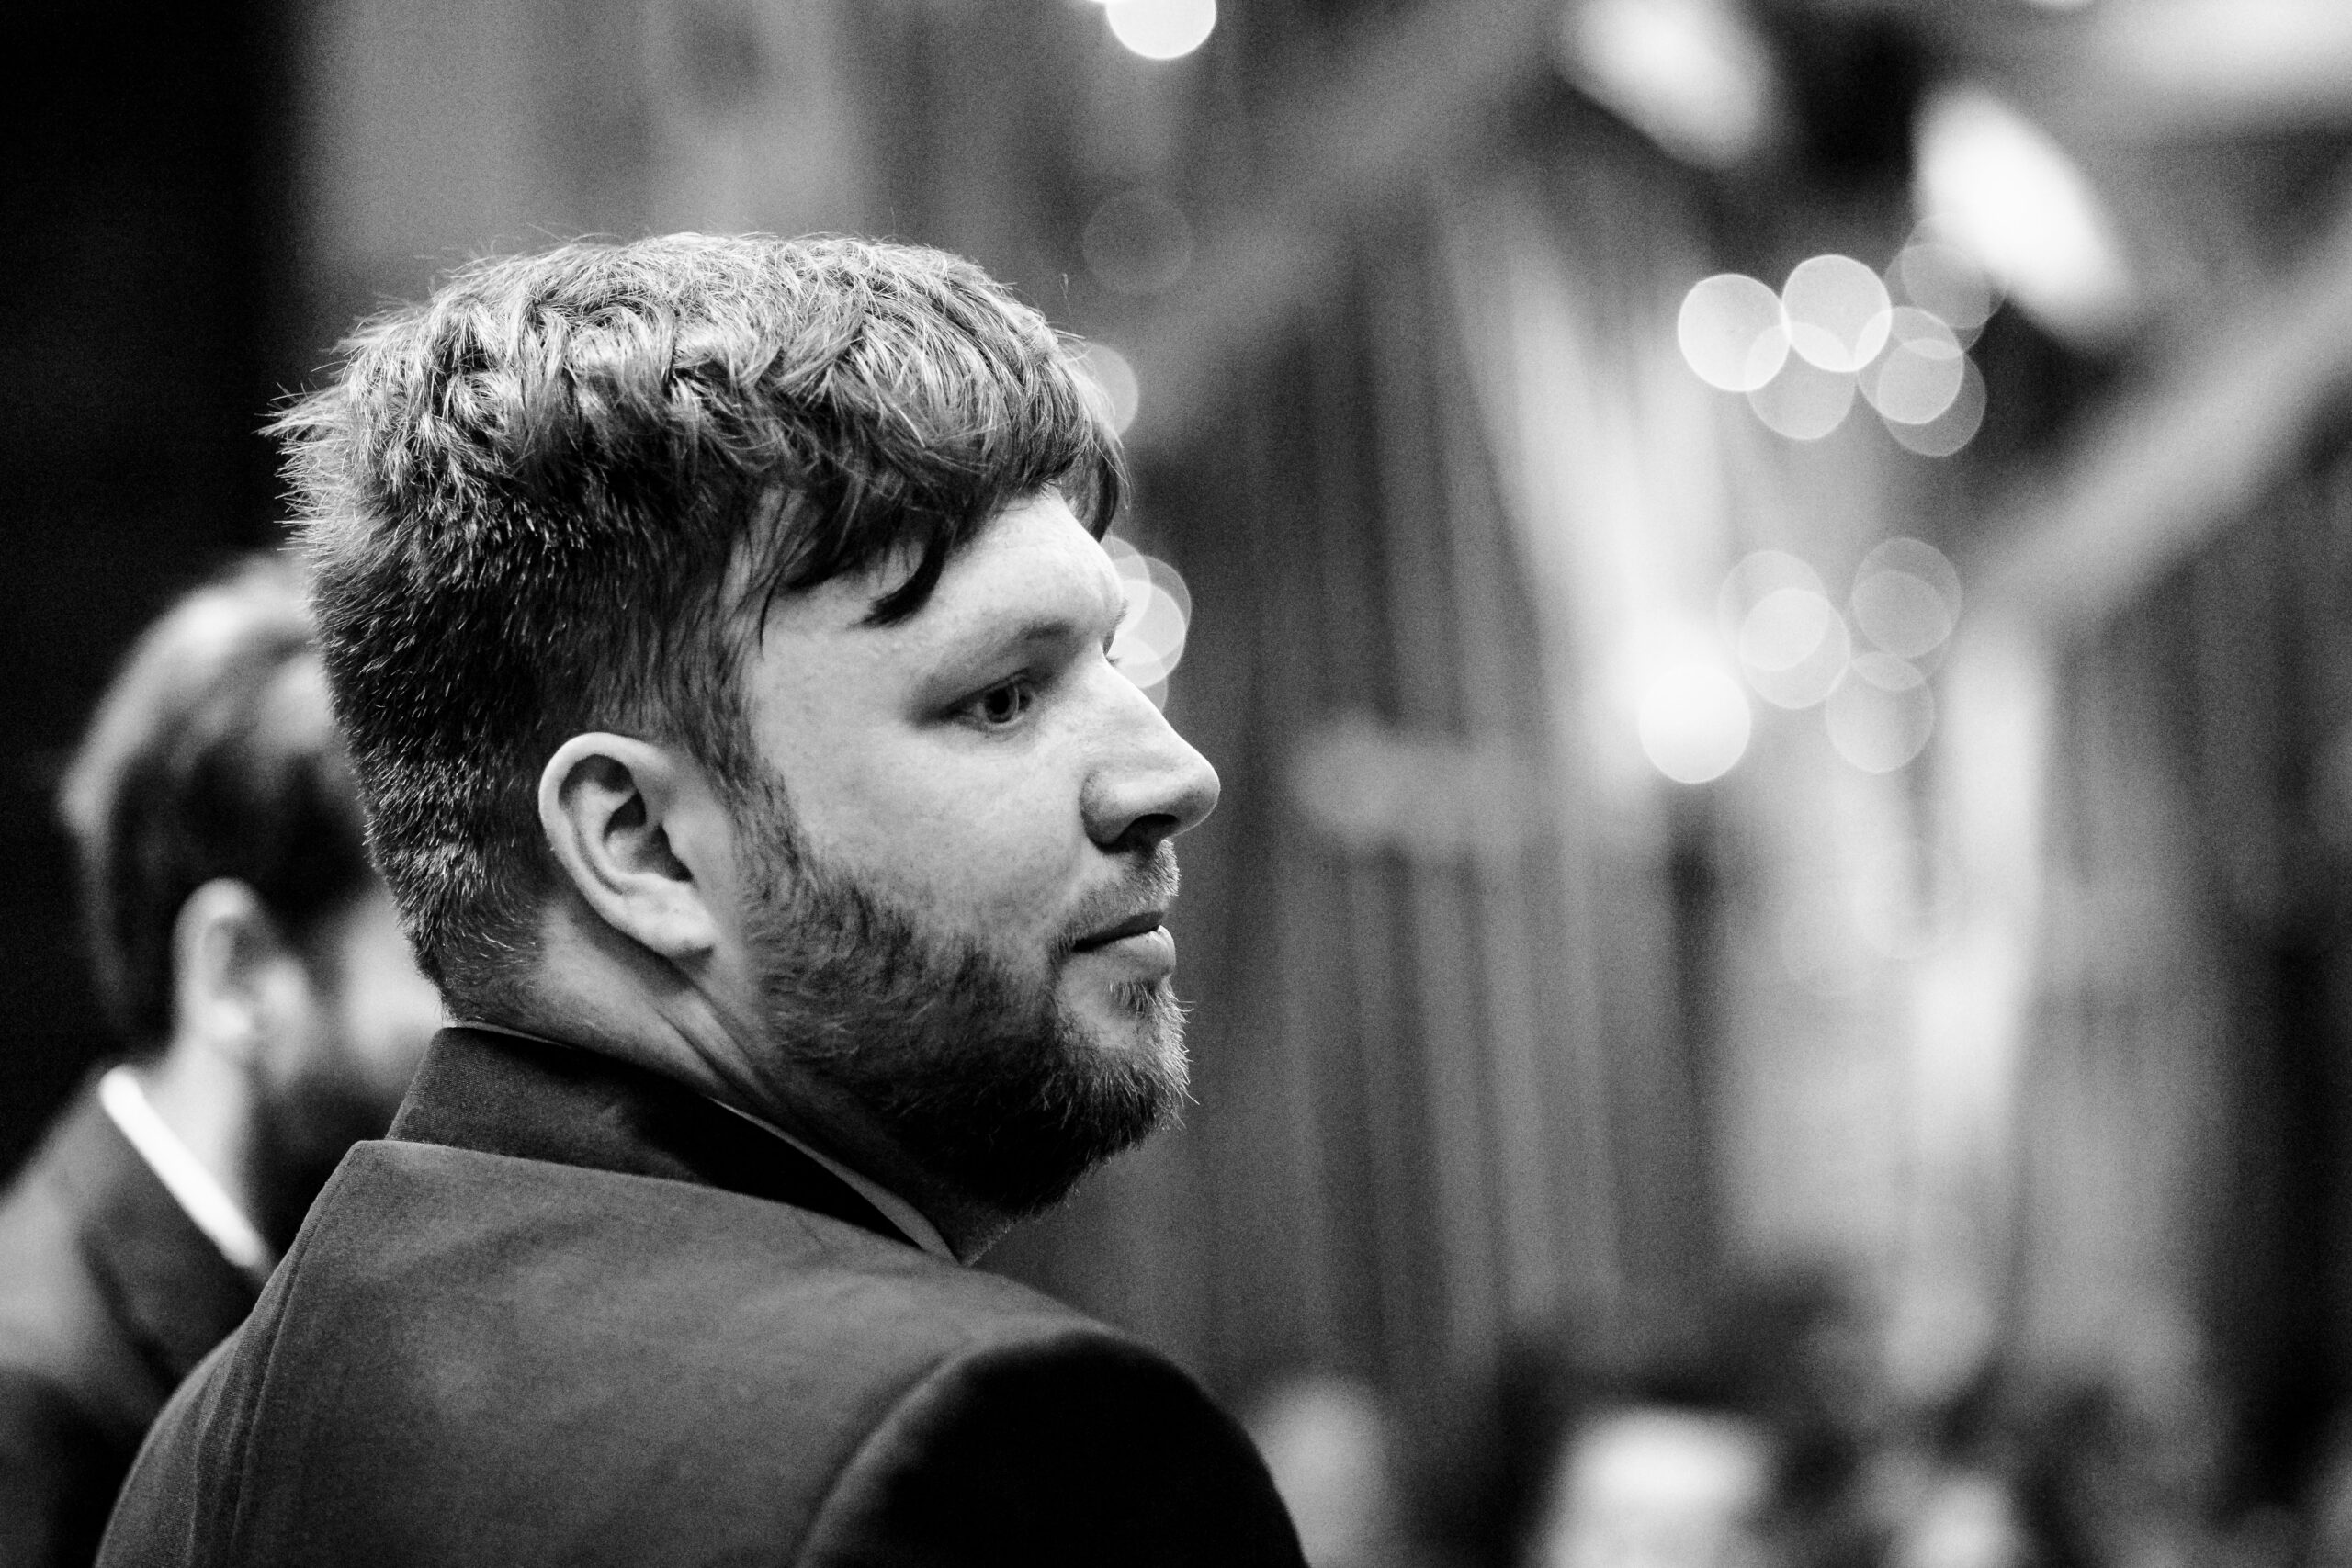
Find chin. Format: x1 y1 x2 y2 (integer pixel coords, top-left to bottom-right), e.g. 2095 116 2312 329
1066 978 1191 1085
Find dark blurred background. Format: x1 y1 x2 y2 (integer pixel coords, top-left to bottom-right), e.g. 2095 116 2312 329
16 2 2352 1563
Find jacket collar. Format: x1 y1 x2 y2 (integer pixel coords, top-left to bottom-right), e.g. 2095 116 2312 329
45 1084 262 1388
387 1027 922 1253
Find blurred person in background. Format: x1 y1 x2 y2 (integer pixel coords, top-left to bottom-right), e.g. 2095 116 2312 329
1247 1371 1424 1568
0 554 441 1567
1529 1402 1780 1568
99 234 1302 1567
1415 1280 1883 1568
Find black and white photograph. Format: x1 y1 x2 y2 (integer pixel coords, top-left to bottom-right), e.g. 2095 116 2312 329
6 2 2352 1565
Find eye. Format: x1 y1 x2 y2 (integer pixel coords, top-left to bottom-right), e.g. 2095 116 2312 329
965 676 1037 729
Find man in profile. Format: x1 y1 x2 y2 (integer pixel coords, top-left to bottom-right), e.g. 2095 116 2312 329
101 236 1302 1565
0 556 443 1566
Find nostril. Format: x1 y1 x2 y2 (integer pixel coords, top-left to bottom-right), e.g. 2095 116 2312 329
1105 812 1182 855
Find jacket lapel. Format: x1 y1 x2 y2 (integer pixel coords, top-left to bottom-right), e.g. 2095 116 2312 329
53 1088 262 1392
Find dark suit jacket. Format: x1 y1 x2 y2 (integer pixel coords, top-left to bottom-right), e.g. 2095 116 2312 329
0 1080 261 1568
98 1027 1304 1566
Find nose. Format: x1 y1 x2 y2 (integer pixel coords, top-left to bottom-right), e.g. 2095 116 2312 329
1082 682 1221 856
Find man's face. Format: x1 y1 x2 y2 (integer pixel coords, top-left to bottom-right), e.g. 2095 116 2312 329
728 491 1220 1211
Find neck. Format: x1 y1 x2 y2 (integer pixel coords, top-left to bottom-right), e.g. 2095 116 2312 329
129 1035 264 1241
503 902 1014 1262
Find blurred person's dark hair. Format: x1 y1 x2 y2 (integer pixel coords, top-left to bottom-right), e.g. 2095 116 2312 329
272 233 1124 1014
1243 1371 1416 1568
60 553 373 1048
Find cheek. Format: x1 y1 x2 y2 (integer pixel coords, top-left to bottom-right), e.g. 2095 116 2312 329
333 968 439 1095
255 966 337 1089
315 904 442 1106
810 757 1088 931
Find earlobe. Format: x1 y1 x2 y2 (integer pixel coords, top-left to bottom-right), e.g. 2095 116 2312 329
538 734 723 961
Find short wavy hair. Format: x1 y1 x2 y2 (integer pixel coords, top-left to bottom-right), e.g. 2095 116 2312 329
277 233 1124 1010
61 553 374 1046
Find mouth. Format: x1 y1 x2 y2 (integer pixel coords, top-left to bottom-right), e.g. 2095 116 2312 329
1070 910 1168 953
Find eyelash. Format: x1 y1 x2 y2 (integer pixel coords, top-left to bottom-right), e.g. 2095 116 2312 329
959 637 1118 729
965 675 1039 728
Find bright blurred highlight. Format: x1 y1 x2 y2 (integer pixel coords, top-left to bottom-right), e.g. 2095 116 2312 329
1851 537 1962 664
1722 551 1853 710
1826 652 1935 773
1718 549 1822 640
1078 342 1141 435
1678 274 1790 392
1915 86 2132 342
1104 0 1216 61
1783 254 1892 374
1884 356 1987 457
1740 587 1851 708
1892 239 1997 339
1104 535 1193 700
1748 355 1855 441
1557 0 1778 168
1638 660 1752 784
1862 308 1966 426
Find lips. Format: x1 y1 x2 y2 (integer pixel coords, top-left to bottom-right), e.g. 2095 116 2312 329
1070 910 1167 952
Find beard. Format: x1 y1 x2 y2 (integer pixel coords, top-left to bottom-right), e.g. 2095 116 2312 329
737 777 1189 1218
247 1055 402 1254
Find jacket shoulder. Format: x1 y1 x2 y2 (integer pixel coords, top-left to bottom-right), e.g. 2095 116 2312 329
802 1325 1306 1568
0 1104 160 1447
105 1139 1170 1566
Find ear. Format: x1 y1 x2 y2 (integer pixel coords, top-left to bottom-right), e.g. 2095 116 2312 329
171 878 289 1066
537 734 723 961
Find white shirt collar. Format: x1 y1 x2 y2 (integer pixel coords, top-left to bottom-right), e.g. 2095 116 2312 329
453 1021 959 1265
96 1066 275 1275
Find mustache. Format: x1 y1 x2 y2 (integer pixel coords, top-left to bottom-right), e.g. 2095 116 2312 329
1053 843 1182 958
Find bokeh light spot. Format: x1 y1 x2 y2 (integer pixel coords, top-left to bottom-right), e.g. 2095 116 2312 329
1738 587 1850 709
1747 355 1856 441
1825 652 1934 773
1782 254 1892 373
1862 307 1965 426
1883 355 1987 457
1076 342 1141 434
1892 239 1996 337
1851 537 1961 665
1719 551 1853 710
1738 587 1833 672
1717 550 1823 635
1851 572 1951 660
1677 274 1788 393
1105 535 1193 699
1638 662 1752 784
1104 0 1216 60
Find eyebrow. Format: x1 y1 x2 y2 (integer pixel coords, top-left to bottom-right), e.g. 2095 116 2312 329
941 608 1115 665
934 569 1129 656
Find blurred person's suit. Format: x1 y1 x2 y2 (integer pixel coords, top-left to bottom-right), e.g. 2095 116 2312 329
0 1092 257 1567
98 237 1303 1567
0 558 440 1568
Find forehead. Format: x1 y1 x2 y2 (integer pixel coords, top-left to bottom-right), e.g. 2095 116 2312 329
758 492 1125 658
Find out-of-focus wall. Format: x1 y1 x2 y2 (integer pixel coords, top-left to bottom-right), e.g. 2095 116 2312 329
0 1 298 1170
